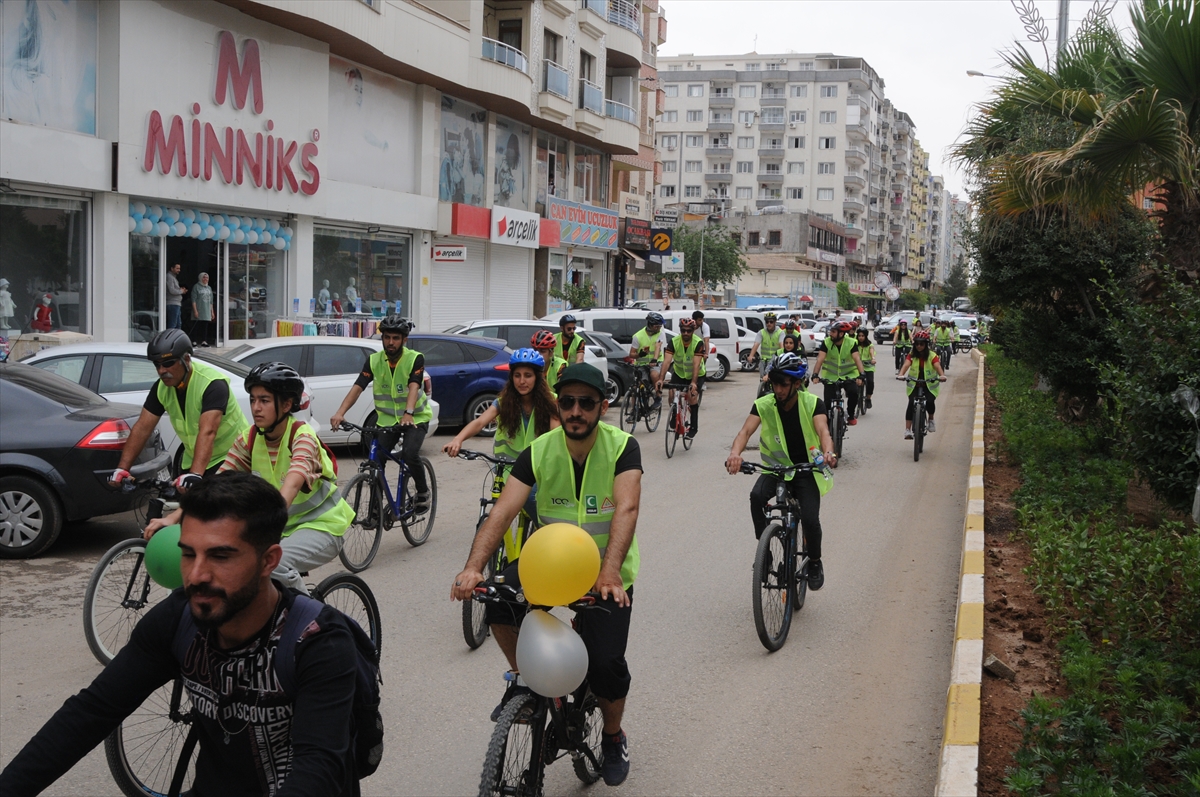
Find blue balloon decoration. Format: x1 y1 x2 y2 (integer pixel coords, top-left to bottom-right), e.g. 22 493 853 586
181 209 195 223
156 221 170 236
138 218 153 235
173 222 187 236
260 230 273 244
133 201 147 216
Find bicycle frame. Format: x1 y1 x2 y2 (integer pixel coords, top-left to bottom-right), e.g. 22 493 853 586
360 433 413 520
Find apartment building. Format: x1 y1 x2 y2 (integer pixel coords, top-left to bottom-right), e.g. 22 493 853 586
0 0 664 343
949 195 972 275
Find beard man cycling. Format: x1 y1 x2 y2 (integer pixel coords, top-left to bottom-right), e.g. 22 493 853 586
811 321 866 426
656 318 705 439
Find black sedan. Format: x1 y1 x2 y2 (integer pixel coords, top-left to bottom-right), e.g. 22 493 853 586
0 362 162 558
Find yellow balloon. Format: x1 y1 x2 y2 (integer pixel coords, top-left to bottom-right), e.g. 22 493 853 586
519 523 601 606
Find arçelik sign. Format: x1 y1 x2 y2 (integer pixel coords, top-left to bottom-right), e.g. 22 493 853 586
490 207 540 249
142 31 320 196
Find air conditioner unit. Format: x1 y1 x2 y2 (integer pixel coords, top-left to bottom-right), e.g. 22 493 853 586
745 121 754 128
687 61 694 67
789 122 797 128
667 144 677 151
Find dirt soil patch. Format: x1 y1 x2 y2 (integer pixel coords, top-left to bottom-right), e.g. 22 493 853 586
977 365 1067 797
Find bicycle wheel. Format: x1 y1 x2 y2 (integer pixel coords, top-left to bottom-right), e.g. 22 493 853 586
794 551 809 611
338 473 384 572
84 538 171 666
400 457 437 546
643 392 662 433
830 406 845 459
858 382 868 416
913 403 925 462
664 404 677 458
105 678 197 797
620 388 639 431
479 692 547 797
462 517 496 650
313 572 383 657
682 406 694 451
752 522 793 651
570 687 604 784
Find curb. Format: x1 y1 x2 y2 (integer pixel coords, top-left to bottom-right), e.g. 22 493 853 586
935 348 986 796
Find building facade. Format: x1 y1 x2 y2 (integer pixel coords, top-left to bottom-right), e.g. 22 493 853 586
0 0 665 344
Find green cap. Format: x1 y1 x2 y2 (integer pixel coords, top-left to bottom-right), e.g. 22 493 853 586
555 363 606 399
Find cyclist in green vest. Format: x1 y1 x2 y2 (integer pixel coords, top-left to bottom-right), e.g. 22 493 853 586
531 329 567 392
629 312 665 406
451 363 642 787
147 363 354 593
555 314 587 365
110 329 248 492
656 318 706 438
811 321 866 426
855 326 877 410
726 352 835 590
933 320 953 370
330 315 433 511
747 312 784 378
896 330 947 439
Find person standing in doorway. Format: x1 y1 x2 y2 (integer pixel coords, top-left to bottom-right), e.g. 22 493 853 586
166 263 187 331
191 272 215 347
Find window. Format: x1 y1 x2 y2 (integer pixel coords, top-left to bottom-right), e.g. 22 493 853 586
818 162 836 174
686 134 703 147
761 109 785 124
762 86 785 98
730 232 743 246
315 228 411 321
789 136 805 149
789 111 806 123
408 339 471 367
8 194 89 336
31 355 88 385
710 162 730 173
665 84 679 97
764 137 783 149
687 84 704 97
710 111 731 123
766 61 786 71
661 185 676 197
686 110 702 122
737 110 755 124
711 86 732 98
238 344 305 372
98 356 160 393
668 63 682 71
764 162 781 174
498 19 523 52
684 185 702 198
661 134 678 149
685 160 702 172
787 187 804 199
579 50 596 83
1142 197 1154 210
820 85 838 98
543 30 561 64
312 345 376 377
817 188 835 201
748 231 761 245
768 231 782 246
661 110 677 122
574 144 605 204
790 84 808 97
818 136 837 149
819 111 837 124
738 84 757 98
760 187 782 199
736 160 754 173
737 136 755 148
787 161 804 174
745 62 761 71
736 187 753 199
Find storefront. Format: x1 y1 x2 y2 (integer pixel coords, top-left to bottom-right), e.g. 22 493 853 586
0 191 89 337
542 196 618 311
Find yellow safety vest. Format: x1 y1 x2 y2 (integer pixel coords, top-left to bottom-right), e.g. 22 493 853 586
157 360 248 471
369 349 432 426
248 421 353 537
754 391 832 495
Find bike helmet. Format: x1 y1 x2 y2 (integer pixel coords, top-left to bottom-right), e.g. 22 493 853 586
146 329 193 363
531 329 557 349
509 348 546 369
768 352 808 379
832 321 854 334
559 314 577 327
645 312 664 326
378 314 413 335
784 319 798 329
678 318 697 333
898 319 908 326
912 329 931 342
764 312 777 322
244 362 306 414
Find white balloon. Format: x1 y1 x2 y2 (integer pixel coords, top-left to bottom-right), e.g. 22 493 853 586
148 205 163 220
227 215 241 229
173 222 187 236
189 223 202 237
133 201 147 216
198 213 210 225
211 214 225 227
204 225 216 239
138 218 153 235
128 216 137 232
166 208 180 223
217 226 231 241
156 221 170 237
181 209 195 223
231 229 245 244
245 230 259 244
260 230 273 244
267 219 280 232
515 610 589 698
274 237 287 250
282 226 294 238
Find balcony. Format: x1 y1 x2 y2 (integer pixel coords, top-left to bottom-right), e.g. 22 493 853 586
705 171 731 182
845 249 864 263
578 0 607 38
846 122 869 140
705 146 734 158
606 98 637 125
846 92 870 111
757 172 784 183
759 122 785 132
708 95 734 109
893 159 909 175
474 38 534 107
843 197 865 214
890 222 903 233
642 49 656 68
708 121 734 132
843 173 866 190
889 241 902 254
758 147 785 158
843 223 864 239
657 12 667 45
759 95 786 107
844 147 867 163
575 79 606 135
756 198 785 208
539 61 573 122
891 180 905 192
482 38 528 73
606 0 644 68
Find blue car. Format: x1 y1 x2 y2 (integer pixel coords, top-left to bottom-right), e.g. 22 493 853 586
405 333 510 434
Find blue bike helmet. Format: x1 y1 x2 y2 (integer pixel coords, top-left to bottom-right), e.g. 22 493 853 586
768 352 807 380
509 348 546 369
645 312 664 326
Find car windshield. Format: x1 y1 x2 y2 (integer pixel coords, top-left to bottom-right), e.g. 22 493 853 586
580 331 624 356
0 362 106 408
194 350 252 377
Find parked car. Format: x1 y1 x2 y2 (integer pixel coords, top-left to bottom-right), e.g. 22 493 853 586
445 318 609 379
23 343 259 472
0 362 166 558
874 312 917 344
729 311 766 334
223 337 440 444
405 333 507 434
583 329 637 403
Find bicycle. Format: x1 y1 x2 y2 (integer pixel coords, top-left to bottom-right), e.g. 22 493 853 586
894 342 912 372
103 570 383 797
473 582 608 797
814 378 852 459
901 376 942 462
936 340 952 371
457 449 533 649
337 420 438 571
739 460 825 651
618 362 662 434
663 381 696 458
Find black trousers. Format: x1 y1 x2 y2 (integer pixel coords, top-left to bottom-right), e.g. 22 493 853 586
861 370 875 398
749 473 823 560
905 391 937 421
823 379 859 419
374 423 429 494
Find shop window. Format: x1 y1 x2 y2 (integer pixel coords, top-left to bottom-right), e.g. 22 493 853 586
0 194 88 335
128 234 161 342
537 132 571 211
439 95 488 206
573 144 606 206
228 244 287 341
314 228 413 320
494 116 532 212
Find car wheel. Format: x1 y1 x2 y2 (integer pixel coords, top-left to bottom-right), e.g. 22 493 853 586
0 475 64 559
710 355 729 382
605 375 623 404
465 393 499 436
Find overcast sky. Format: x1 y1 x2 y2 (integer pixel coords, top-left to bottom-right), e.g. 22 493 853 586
658 0 1137 197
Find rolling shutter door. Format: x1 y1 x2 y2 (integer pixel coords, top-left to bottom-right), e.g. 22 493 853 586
486 244 532 319
430 237 486 332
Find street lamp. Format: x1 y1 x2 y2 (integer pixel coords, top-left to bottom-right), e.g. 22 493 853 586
966 70 1003 78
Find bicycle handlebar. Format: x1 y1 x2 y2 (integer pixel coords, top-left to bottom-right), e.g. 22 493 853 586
738 461 817 476
472 582 610 613
457 450 516 466
899 375 945 383
339 421 407 436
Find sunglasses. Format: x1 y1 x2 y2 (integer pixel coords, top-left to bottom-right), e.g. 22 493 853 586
558 395 600 411
153 358 180 370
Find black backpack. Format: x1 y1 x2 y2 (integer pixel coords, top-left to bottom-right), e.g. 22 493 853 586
171 592 384 781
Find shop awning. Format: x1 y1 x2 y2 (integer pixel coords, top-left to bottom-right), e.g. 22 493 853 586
798 294 814 302
621 249 646 267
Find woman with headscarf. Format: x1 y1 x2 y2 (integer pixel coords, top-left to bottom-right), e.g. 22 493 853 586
191 272 215 346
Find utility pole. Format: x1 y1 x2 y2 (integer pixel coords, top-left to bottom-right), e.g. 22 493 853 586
1057 0 1070 57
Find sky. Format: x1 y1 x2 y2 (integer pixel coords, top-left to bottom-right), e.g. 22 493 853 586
657 0 1138 197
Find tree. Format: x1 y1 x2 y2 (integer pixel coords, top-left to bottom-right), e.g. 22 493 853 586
898 290 929 311
549 280 597 310
836 281 853 309
670 224 746 299
941 259 971 306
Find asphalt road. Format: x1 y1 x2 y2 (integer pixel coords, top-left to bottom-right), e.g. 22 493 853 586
0 349 978 796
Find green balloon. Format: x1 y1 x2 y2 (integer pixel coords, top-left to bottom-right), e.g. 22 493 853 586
144 524 183 590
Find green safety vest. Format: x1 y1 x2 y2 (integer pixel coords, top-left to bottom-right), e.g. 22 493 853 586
631 328 660 366
530 424 639 589
370 349 432 426
821 336 860 381
157 360 248 471
934 327 951 345
895 328 912 346
754 391 832 495
759 327 784 357
905 353 941 398
545 356 567 393
249 421 353 537
859 342 876 372
493 397 537 462
669 335 704 381
555 332 584 364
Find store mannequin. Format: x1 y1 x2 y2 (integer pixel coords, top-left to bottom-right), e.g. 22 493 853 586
331 293 343 317
318 280 331 314
0 279 14 331
345 277 358 306
29 294 53 333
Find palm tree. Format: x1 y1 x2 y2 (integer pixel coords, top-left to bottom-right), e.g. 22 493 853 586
955 0 1200 283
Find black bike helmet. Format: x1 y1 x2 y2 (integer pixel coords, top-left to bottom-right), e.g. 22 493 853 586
378 314 413 335
645 312 664 326
244 362 306 414
146 329 193 363
559 313 577 327
768 352 808 380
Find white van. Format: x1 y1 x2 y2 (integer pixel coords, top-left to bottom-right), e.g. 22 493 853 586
544 307 724 379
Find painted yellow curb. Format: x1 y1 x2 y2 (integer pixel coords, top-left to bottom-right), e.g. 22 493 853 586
944 683 982 745
965 514 984 532
957 602 984 640
962 550 984 575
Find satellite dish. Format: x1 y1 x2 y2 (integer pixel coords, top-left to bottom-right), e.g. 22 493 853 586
874 271 893 290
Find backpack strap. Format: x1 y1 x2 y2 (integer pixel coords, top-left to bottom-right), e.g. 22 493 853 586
172 600 198 665
272 593 325 697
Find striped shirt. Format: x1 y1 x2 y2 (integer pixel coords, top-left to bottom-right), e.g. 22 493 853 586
218 426 322 491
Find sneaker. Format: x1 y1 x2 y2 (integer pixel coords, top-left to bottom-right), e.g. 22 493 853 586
601 730 630 786
652 397 662 409
415 491 431 512
848 418 857 426
686 427 697 439
490 681 532 722
927 418 936 433
808 559 825 590
904 429 914 439
865 397 873 409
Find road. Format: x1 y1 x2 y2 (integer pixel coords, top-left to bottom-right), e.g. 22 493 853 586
0 350 978 796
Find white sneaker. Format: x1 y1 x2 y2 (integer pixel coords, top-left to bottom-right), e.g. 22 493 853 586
927 419 936 433
904 429 914 439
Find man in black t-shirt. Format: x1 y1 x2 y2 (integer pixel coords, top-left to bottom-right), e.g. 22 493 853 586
0 474 363 797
